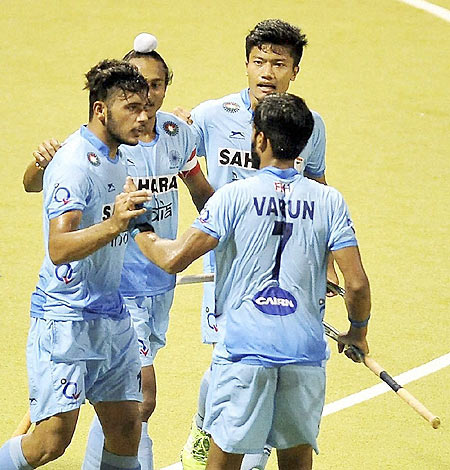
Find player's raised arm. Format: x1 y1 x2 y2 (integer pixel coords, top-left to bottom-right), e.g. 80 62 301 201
134 226 218 274
23 138 60 192
48 190 150 265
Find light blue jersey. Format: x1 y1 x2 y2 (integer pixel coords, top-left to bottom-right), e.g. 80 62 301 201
119 111 198 296
30 126 129 321
192 166 357 367
191 88 326 190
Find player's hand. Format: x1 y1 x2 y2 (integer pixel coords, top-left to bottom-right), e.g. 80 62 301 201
337 329 369 363
110 190 151 232
123 176 138 193
173 107 193 125
33 138 61 169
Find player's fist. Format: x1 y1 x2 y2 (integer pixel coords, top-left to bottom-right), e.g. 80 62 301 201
173 107 193 125
34 138 61 169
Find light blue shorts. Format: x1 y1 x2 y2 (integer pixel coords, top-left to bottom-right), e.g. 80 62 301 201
125 290 174 367
204 362 326 454
201 281 224 344
27 316 142 424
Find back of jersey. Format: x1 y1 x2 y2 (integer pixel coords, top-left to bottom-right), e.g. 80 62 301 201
193 166 357 367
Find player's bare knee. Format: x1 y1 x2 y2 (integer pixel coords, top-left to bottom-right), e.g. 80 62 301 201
116 415 141 442
34 432 72 464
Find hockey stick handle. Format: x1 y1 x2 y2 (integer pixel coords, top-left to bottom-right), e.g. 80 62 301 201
323 320 440 429
362 356 440 429
176 273 214 285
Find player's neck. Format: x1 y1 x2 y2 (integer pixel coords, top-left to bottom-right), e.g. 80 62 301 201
139 117 157 143
261 158 294 170
87 122 119 157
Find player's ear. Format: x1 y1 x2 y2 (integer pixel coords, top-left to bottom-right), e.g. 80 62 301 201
256 131 267 153
291 65 300 82
93 101 106 124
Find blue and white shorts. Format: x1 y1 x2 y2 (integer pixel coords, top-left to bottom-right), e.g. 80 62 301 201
27 316 142 424
204 362 326 454
125 290 174 367
200 280 225 344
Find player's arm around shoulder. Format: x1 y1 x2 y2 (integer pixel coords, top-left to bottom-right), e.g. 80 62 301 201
23 138 61 192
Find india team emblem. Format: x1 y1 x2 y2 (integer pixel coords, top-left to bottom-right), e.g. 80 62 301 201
223 101 240 113
163 121 179 136
169 150 180 169
87 152 100 166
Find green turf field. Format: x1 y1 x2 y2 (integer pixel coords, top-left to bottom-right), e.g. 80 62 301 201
1 1 449 468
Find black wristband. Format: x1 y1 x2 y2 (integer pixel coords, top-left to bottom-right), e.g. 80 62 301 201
130 222 154 239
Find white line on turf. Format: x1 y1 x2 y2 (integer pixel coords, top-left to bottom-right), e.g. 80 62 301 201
396 0 450 22
160 352 450 470
323 352 450 416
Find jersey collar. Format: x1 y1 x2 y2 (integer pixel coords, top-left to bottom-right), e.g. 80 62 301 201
260 166 299 179
80 125 118 162
240 88 253 115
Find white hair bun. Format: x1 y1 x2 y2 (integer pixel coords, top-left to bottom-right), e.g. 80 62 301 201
134 33 158 53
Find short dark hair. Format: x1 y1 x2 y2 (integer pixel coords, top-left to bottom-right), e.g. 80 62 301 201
84 59 149 120
122 49 173 88
246 19 308 67
253 93 314 160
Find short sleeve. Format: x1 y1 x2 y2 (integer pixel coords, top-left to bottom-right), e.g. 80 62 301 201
190 105 206 157
328 189 358 251
192 186 235 242
302 112 326 177
44 159 91 219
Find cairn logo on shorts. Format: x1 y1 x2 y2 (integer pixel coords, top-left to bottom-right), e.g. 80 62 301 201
29 397 37 405
198 208 210 223
207 312 218 332
319 298 325 313
223 101 240 113
253 286 297 316
163 121 179 136
169 150 180 169
87 152 100 166
61 379 82 400
55 263 74 285
138 339 149 357
53 185 71 205
107 183 116 192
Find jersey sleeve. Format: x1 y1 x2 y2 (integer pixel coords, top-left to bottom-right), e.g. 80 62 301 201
190 104 207 157
44 157 91 219
327 189 358 251
178 124 200 178
191 185 235 242
303 112 326 178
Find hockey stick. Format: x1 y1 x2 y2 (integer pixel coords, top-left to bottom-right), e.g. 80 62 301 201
323 282 440 429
